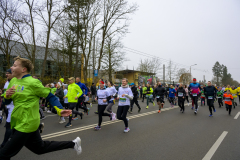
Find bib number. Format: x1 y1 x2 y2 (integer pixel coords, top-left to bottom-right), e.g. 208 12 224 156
120 98 126 103
156 96 160 98
178 92 183 97
208 96 213 99
201 95 205 97
193 93 197 97
225 98 230 102
217 97 222 99
232 94 236 96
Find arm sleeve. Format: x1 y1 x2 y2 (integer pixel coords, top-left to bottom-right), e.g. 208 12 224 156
125 89 133 100
46 93 63 116
3 94 12 105
83 84 88 95
76 86 83 98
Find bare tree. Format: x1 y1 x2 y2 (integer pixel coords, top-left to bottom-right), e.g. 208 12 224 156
0 0 19 70
36 0 67 77
137 58 162 75
101 36 125 82
97 0 138 71
177 68 191 85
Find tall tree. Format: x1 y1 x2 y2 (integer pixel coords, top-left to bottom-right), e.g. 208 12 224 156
212 61 223 86
177 68 191 85
137 58 162 75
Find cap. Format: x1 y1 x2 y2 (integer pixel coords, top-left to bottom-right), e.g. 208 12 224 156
193 78 197 81
59 78 64 83
130 83 134 86
100 81 104 84
6 69 11 74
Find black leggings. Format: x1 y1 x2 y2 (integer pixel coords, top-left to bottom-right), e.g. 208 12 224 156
68 103 83 124
117 105 129 128
0 129 74 160
130 98 140 111
185 96 189 103
98 105 110 126
226 104 232 115
77 97 88 113
218 98 223 107
178 98 185 111
169 97 175 104
192 96 198 110
207 99 215 115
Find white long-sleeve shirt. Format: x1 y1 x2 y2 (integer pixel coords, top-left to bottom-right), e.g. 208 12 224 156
106 86 117 101
97 89 110 105
118 86 133 106
4 81 14 122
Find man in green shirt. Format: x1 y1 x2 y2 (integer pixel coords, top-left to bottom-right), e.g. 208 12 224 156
0 57 82 159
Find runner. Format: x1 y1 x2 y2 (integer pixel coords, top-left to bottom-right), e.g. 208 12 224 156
63 84 69 109
230 86 238 108
105 81 117 119
216 87 223 108
142 84 147 102
184 85 189 106
200 88 206 106
94 81 112 131
129 83 141 113
204 81 217 117
223 90 233 115
237 84 240 103
145 84 155 109
116 78 133 133
176 84 186 113
63 77 84 127
188 78 201 114
154 82 166 113
75 77 89 116
0 57 82 159
169 85 176 108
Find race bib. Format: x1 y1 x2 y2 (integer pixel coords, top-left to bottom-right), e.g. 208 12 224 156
217 97 222 99
201 95 205 97
232 94 236 96
193 93 197 97
225 98 230 101
178 92 183 97
120 98 126 103
156 96 160 98
208 96 213 99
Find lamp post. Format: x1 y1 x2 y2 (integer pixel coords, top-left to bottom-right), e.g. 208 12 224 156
190 64 197 80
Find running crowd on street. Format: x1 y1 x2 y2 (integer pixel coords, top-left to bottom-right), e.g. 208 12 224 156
0 57 239 159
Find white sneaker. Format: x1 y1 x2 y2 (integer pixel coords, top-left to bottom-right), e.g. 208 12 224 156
47 110 52 113
112 113 116 121
59 119 66 124
124 127 130 133
73 137 82 155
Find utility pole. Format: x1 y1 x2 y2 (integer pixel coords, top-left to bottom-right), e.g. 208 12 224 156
163 64 165 85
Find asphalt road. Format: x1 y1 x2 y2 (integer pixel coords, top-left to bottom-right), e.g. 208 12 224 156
0 99 240 160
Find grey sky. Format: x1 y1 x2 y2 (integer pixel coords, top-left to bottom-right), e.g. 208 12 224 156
122 0 240 82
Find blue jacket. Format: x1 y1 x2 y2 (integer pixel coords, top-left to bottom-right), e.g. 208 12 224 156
76 82 88 97
169 88 176 98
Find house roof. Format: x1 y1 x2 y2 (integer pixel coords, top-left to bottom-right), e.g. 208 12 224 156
115 69 156 76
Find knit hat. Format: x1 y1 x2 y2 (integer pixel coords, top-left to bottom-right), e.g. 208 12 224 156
57 82 62 87
59 78 64 83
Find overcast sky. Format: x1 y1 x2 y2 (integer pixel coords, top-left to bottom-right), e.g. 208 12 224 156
122 0 240 82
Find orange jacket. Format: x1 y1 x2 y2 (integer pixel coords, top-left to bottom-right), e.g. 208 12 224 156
223 93 233 105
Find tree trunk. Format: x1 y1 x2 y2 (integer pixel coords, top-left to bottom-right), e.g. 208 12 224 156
41 28 51 77
74 2 80 77
69 51 72 76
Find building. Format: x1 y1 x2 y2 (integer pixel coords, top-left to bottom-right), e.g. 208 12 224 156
115 69 156 86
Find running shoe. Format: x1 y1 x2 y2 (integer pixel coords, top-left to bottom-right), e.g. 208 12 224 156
47 110 52 113
146 106 149 109
40 116 46 120
194 111 197 115
128 110 132 114
90 103 92 107
72 117 78 121
158 110 161 113
73 137 82 155
214 109 216 112
59 119 66 124
138 108 141 113
94 126 101 131
80 112 84 119
111 113 116 121
209 114 213 117
124 127 130 133
191 107 194 110
39 123 44 133
153 102 155 106
65 123 72 128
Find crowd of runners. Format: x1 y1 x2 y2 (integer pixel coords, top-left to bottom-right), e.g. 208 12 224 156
0 57 239 159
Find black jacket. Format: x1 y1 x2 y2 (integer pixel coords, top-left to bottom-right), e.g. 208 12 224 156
177 87 186 98
204 86 217 97
131 86 139 98
154 85 166 96
90 85 96 94
55 88 64 102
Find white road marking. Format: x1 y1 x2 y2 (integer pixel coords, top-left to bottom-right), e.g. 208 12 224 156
234 112 240 119
42 102 194 140
202 131 228 160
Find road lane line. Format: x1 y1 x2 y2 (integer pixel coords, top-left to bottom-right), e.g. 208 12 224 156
202 131 228 160
41 102 192 139
234 112 240 119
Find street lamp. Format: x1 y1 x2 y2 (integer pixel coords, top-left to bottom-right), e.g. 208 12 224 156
190 64 197 80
